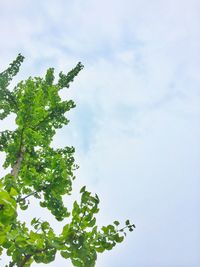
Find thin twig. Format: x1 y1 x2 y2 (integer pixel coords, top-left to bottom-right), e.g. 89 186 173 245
17 190 38 203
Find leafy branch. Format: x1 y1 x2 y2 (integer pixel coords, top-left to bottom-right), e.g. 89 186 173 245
0 55 135 267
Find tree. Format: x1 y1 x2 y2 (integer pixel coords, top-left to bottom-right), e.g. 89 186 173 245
0 54 135 267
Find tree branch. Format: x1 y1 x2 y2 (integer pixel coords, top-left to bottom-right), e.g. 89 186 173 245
17 190 38 203
10 146 25 178
18 254 32 267
11 128 25 179
17 185 48 203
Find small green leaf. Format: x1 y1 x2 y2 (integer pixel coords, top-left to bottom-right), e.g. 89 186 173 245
125 219 130 226
96 247 105 253
113 221 120 226
9 187 18 197
80 186 86 193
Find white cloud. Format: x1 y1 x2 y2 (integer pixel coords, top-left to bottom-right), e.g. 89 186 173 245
0 0 200 266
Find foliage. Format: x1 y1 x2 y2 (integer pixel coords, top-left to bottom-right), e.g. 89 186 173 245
0 55 135 267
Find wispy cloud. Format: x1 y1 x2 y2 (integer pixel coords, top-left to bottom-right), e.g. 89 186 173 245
0 0 200 266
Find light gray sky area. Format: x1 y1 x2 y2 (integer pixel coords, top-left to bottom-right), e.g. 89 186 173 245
0 1 200 266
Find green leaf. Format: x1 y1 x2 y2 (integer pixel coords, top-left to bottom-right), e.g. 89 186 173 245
125 219 130 226
71 258 83 267
60 251 70 259
115 235 124 243
113 221 120 226
80 186 86 193
87 217 96 227
9 187 18 197
95 247 105 253
41 221 50 231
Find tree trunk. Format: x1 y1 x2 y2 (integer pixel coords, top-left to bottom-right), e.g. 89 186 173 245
11 147 25 178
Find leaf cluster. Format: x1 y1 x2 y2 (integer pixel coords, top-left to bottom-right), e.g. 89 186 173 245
0 55 135 267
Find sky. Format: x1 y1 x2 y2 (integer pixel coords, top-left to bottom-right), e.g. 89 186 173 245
0 0 200 266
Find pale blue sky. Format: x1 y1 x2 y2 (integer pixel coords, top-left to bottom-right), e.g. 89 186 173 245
0 1 200 266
